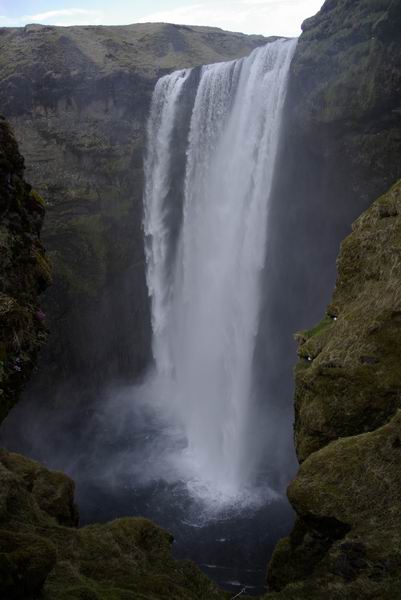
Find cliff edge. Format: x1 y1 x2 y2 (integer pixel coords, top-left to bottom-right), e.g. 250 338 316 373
0 116 50 422
267 180 401 598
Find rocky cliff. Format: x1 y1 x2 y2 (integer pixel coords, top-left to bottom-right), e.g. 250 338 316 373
255 0 401 514
0 116 50 423
272 0 401 313
260 0 401 596
266 178 401 599
0 23 266 390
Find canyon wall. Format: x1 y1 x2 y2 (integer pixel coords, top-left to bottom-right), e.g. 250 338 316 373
0 116 50 422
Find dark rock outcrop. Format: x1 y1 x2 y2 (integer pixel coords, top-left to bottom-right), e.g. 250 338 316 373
0 116 50 422
0 23 267 390
267 180 401 598
0 449 227 600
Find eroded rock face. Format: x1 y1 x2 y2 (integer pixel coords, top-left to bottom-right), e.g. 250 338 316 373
0 116 50 422
0 23 267 388
291 0 401 199
267 180 401 599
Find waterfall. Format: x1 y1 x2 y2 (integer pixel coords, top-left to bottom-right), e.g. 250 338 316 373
143 39 297 503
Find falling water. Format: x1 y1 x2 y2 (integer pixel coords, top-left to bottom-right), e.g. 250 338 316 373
143 39 297 503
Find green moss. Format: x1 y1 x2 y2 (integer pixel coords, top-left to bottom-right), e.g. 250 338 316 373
297 316 334 343
30 189 46 208
267 180 401 598
292 180 401 461
0 450 226 600
33 248 52 286
0 530 57 598
0 118 49 422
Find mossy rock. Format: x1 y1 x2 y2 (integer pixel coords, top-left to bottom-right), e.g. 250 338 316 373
0 529 57 599
267 181 401 597
0 117 49 423
0 450 227 600
294 179 401 462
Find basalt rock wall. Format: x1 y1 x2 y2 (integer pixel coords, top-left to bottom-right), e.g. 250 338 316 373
0 116 50 422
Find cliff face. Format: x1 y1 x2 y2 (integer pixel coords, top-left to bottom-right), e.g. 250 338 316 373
261 1 401 595
0 116 50 422
267 180 401 598
254 0 401 469
0 23 266 388
291 0 401 200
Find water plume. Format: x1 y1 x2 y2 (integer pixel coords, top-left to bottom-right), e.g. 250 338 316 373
143 39 297 504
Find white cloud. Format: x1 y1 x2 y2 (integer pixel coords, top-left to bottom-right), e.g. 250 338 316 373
22 8 103 26
3 1 323 35
136 0 323 37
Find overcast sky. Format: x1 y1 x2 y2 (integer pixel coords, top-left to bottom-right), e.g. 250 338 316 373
0 0 324 37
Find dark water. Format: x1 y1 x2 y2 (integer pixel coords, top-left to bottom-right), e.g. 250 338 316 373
76 478 293 595
0 386 294 596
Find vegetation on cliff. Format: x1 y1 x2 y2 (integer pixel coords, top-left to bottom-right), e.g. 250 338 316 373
267 180 401 599
0 116 50 422
0 449 229 600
